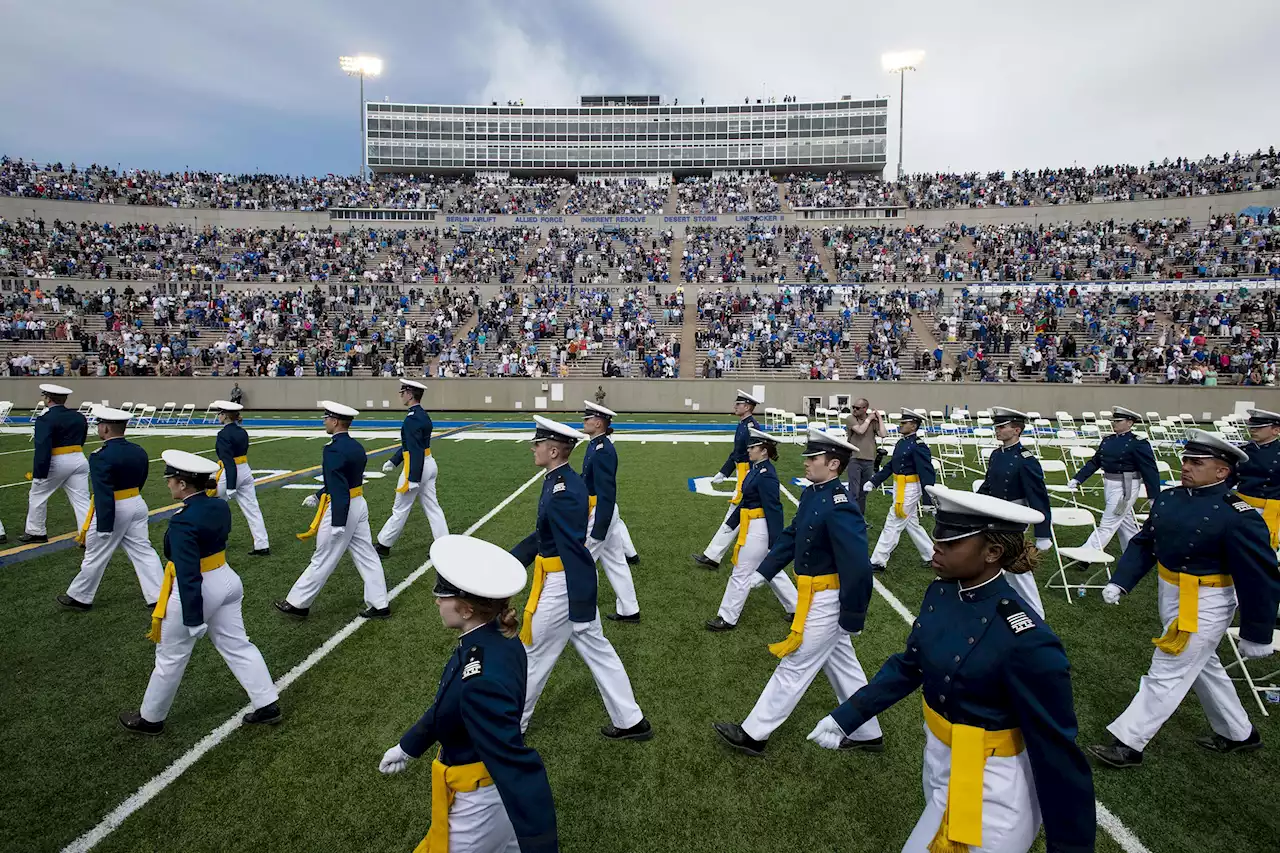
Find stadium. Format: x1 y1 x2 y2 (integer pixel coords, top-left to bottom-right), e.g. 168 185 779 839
3 10 1280 853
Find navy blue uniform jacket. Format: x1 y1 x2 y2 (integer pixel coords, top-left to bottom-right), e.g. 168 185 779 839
88 437 150 533
32 404 88 479
582 434 618 541
165 492 232 628
390 404 434 483
511 464 597 623
215 422 250 490
979 443 1052 539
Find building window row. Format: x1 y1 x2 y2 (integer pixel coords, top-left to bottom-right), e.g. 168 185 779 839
368 101 887 116
367 115 885 136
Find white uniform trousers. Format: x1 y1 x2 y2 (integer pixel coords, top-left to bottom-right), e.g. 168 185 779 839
26 452 91 536
66 495 163 605
216 463 269 550
741 589 883 742
140 563 279 721
285 497 389 610
616 513 638 559
1083 476 1142 553
520 572 644 733
716 517 798 624
1004 570 1045 620
901 728 1041 853
445 784 519 853
702 503 741 562
1107 578 1252 751
377 455 449 546
587 504 639 617
870 481 935 565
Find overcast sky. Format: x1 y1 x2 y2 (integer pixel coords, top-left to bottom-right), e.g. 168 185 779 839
2 0 1277 178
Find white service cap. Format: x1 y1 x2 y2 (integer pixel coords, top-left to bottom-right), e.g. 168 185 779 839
430 535 527 599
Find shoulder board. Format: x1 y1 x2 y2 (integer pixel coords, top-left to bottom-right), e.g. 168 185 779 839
461 646 484 680
595 440 605 451
552 482 566 494
833 493 848 505
1021 451 1034 459
1228 495 1254 513
996 597 1037 635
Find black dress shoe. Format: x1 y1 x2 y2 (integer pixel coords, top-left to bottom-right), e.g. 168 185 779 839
243 702 283 725
359 605 392 619
375 543 391 557
713 722 767 756
273 600 309 618
782 612 796 623
20 533 49 544
248 547 271 557
705 616 737 631
119 710 164 736
625 554 641 566
56 593 92 611
1196 727 1262 754
0 534 8 544
1089 739 1143 768
601 718 653 741
605 612 640 623
839 735 885 753
690 553 720 569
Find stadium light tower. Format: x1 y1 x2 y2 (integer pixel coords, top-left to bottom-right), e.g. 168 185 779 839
339 55 383 179
881 50 924 181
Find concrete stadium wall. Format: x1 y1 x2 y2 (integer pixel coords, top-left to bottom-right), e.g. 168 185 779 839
0 197 330 230
2 376 1277 420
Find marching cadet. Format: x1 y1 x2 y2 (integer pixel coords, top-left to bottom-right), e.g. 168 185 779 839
209 400 270 556
714 426 883 756
376 379 449 557
119 450 280 735
705 427 798 631
514 416 652 741
274 402 390 620
580 401 641 623
1090 430 1280 768
1236 408 1280 551
22 383 90 543
58 406 163 611
808 486 1096 853
1066 406 1162 553
866 408 936 571
378 534 558 853
977 406 1053 618
691 390 762 569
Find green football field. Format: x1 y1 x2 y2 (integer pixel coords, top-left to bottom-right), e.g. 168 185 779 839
0 425 1275 853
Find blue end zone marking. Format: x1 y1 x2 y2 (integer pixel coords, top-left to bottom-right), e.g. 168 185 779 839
687 477 698 492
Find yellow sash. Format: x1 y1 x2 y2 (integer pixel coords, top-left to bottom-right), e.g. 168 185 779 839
922 698 1024 853
413 754 493 853
146 551 226 643
769 573 838 658
296 487 365 540
1238 492 1280 550
207 455 249 496
396 449 433 494
588 495 598 512
893 474 920 519
519 555 565 646
1153 563 1233 655
52 445 83 455
732 507 766 566
730 461 750 504
73 488 141 545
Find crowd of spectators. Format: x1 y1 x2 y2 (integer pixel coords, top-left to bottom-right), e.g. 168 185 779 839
787 173 898 209
674 175 780 214
562 179 668 215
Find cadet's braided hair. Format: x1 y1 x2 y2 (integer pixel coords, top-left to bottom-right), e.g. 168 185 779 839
465 595 519 638
985 530 1039 575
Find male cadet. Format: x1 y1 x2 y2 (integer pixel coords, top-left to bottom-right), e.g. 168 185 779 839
977 406 1053 617
866 408 936 571
1067 406 1162 553
692 389 762 569
275 402 390 619
1236 408 1280 627
59 406 163 611
376 379 448 557
714 426 882 756
23 383 90 543
580 401 641 622
1090 430 1280 768
210 400 270 556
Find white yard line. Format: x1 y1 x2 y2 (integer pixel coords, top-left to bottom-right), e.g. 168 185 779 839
61 470 544 853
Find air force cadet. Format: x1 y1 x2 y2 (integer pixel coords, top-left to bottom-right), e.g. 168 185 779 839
119 450 280 735
977 407 1053 618
692 390 761 569
1067 406 1162 553
1236 408 1280 552
580 402 641 622
1090 430 1280 768
275 402 390 619
376 379 449 557
209 400 270 556
808 486 1096 853
379 535 558 853
59 406 163 611
706 428 798 631
23 383 90 543
514 416 652 741
714 427 882 756
867 409 936 570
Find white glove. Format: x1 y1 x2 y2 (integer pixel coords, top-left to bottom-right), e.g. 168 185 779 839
919 504 936 516
1066 480 1079 493
330 526 346 539
1102 583 1123 605
863 481 874 493
405 481 419 491
226 489 237 499
379 744 411 774
748 572 769 590
571 619 593 634
381 459 395 473
1035 538 1052 551
1238 639 1276 659
806 715 847 750
303 494 319 508
711 472 726 485
585 536 604 551
185 622 208 640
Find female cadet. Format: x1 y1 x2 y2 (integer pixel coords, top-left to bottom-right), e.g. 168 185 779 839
119 450 280 735
808 486 1096 853
209 400 270 556
379 535 559 853
706 428 798 631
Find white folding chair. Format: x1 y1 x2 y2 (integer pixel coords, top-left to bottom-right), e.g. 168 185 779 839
201 403 220 424
177 404 195 425
1045 507 1116 602
29 401 48 422
1224 627 1280 717
158 402 176 423
138 405 157 430
0 400 11 424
